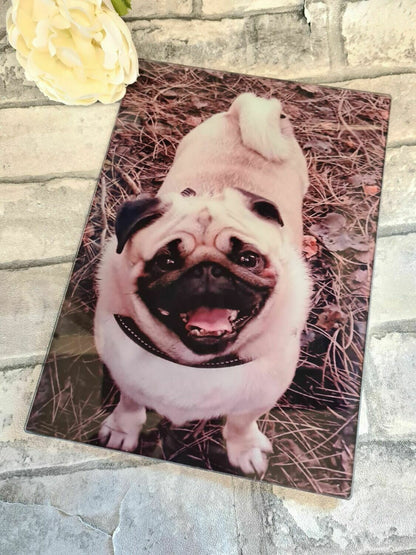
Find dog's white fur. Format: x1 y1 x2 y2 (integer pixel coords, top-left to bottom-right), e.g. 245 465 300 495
94 93 311 475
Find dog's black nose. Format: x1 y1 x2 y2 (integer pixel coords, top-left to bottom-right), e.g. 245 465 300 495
189 263 226 280
210 265 224 278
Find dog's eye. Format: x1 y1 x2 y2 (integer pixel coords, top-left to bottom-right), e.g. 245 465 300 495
237 251 261 269
154 254 179 272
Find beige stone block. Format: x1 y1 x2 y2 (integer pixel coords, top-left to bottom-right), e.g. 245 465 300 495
0 46 47 106
379 146 416 233
369 234 416 326
130 0 192 17
201 0 303 17
0 104 119 180
0 264 71 366
0 0 9 30
252 6 329 78
0 178 96 266
366 333 416 439
132 11 330 79
343 0 416 69
276 442 416 551
328 74 416 146
133 18 253 71
0 366 42 441
0 436 128 475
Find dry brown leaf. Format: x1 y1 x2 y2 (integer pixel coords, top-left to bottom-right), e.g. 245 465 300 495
303 235 319 259
364 185 380 196
186 115 203 126
304 139 332 153
354 245 375 264
348 269 371 296
316 304 347 331
310 212 368 252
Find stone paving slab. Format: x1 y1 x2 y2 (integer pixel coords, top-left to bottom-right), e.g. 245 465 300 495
365 333 416 440
0 105 119 180
271 441 416 553
378 146 416 234
369 234 416 327
0 178 96 267
0 441 414 554
0 463 237 552
0 264 71 367
0 366 41 442
0 500 112 555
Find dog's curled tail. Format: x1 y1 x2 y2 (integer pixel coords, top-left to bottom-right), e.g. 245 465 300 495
229 93 292 163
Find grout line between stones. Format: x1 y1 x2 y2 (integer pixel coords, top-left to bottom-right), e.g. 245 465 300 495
0 172 99 184
0 255 73 271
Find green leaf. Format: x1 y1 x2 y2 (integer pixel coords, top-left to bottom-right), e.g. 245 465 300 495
110 0 131 16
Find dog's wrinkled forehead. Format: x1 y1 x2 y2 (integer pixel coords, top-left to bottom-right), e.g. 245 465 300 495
115 188 284 257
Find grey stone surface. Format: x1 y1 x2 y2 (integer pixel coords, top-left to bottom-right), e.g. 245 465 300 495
0 0 9 30
0 45 47 106
0 437 130 477
0 264 71 367
0 442 415 554
271 441 416 553
0 463 236 552
369 234 416 327
379 146 416 234
366 333 416 439
342 0 416 69
0 105 119 180
0 178 96 266
0 367 41 442
0 500 112 554
328 73 416 147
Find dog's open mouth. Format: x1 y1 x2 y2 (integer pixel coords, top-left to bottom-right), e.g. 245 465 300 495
155 302 263 354
139 261 273 356
184 307 237 337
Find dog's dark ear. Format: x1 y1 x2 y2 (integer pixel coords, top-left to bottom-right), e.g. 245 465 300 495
115 196 165 254
237 189 284 227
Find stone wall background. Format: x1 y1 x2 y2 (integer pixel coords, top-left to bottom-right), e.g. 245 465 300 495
0 0 415 553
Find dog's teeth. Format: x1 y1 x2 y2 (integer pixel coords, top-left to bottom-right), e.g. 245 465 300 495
229 310 238 322
158 308 170 316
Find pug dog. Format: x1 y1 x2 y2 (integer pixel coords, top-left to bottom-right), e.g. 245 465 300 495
94 93 311 475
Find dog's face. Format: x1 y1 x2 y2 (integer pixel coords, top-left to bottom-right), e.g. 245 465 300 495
115 187 287 357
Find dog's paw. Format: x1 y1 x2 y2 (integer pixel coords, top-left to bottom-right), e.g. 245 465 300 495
225 428 273 475
98 412 142 452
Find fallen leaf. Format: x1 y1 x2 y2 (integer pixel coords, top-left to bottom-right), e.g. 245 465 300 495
364 185 380 196
348 269 371 296
316 305 347 331
348 173 378 188
354 245 375 264
303 235 319 259
186 115 203 126
296 84 319 97
303 139 332 153
310 212 369 252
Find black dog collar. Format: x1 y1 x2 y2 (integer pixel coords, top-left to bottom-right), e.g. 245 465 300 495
114 314 248 368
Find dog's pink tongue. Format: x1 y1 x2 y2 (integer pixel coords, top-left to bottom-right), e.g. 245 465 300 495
186 307 232 332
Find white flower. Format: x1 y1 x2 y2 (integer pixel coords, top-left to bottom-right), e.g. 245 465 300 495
6 0 139 105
